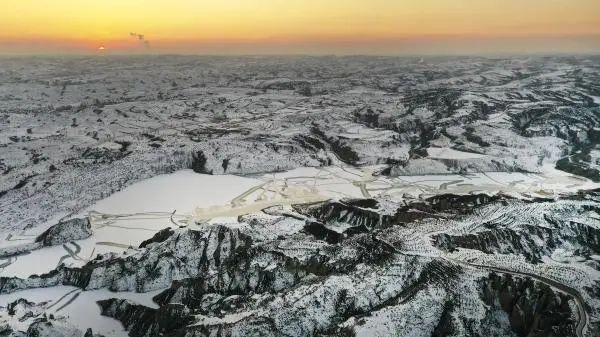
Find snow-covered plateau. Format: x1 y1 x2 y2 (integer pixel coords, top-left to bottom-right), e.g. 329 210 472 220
1 55 599 337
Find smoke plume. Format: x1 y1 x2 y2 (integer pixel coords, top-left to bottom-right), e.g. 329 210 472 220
129 32 150 48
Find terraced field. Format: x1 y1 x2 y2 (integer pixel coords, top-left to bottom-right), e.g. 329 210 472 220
0 56 599 337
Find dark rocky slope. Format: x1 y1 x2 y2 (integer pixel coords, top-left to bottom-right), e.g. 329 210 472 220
4 192 597 337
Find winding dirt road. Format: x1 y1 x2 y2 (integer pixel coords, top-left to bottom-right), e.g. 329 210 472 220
453 259 589 337
375 236 589 337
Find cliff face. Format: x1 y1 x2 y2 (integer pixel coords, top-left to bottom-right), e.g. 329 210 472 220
0 218 92 259
479 273 576 337
432 200 600 264
98 299 192 337
4 190 598 337
35 218 93 247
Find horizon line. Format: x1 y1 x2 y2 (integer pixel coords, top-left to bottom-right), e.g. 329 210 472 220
2 51 600 57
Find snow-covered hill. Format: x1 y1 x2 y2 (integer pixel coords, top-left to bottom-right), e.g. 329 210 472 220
0 56 599 337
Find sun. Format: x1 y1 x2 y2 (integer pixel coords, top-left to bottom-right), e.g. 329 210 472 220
98 46 106 51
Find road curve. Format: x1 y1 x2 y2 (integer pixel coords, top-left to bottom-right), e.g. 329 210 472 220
451 259 589 337
375 237 589 337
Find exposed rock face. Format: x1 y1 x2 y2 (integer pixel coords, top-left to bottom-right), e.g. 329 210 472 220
480 273 576 337
98 299 192 337
432 199 600 263
190 151 211 175
139 228 175 248
0 298 105 337
0 243 41 259
0 218 92 259
557 149 600 183
6 298 36 316
0 316 98 337
296 199 392 234
295 194 508 241
35 218 92 247
3 190 597 337
24 319 82 337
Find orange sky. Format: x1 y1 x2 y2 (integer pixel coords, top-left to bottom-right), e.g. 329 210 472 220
1 0 599 54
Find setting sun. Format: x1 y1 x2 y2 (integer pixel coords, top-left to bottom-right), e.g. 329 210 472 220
1 0 599 54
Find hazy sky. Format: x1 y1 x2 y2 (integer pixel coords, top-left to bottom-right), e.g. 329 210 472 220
1 0 599 54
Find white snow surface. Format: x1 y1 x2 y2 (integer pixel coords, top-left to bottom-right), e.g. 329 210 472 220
0 286 162 337
2 165 597 279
